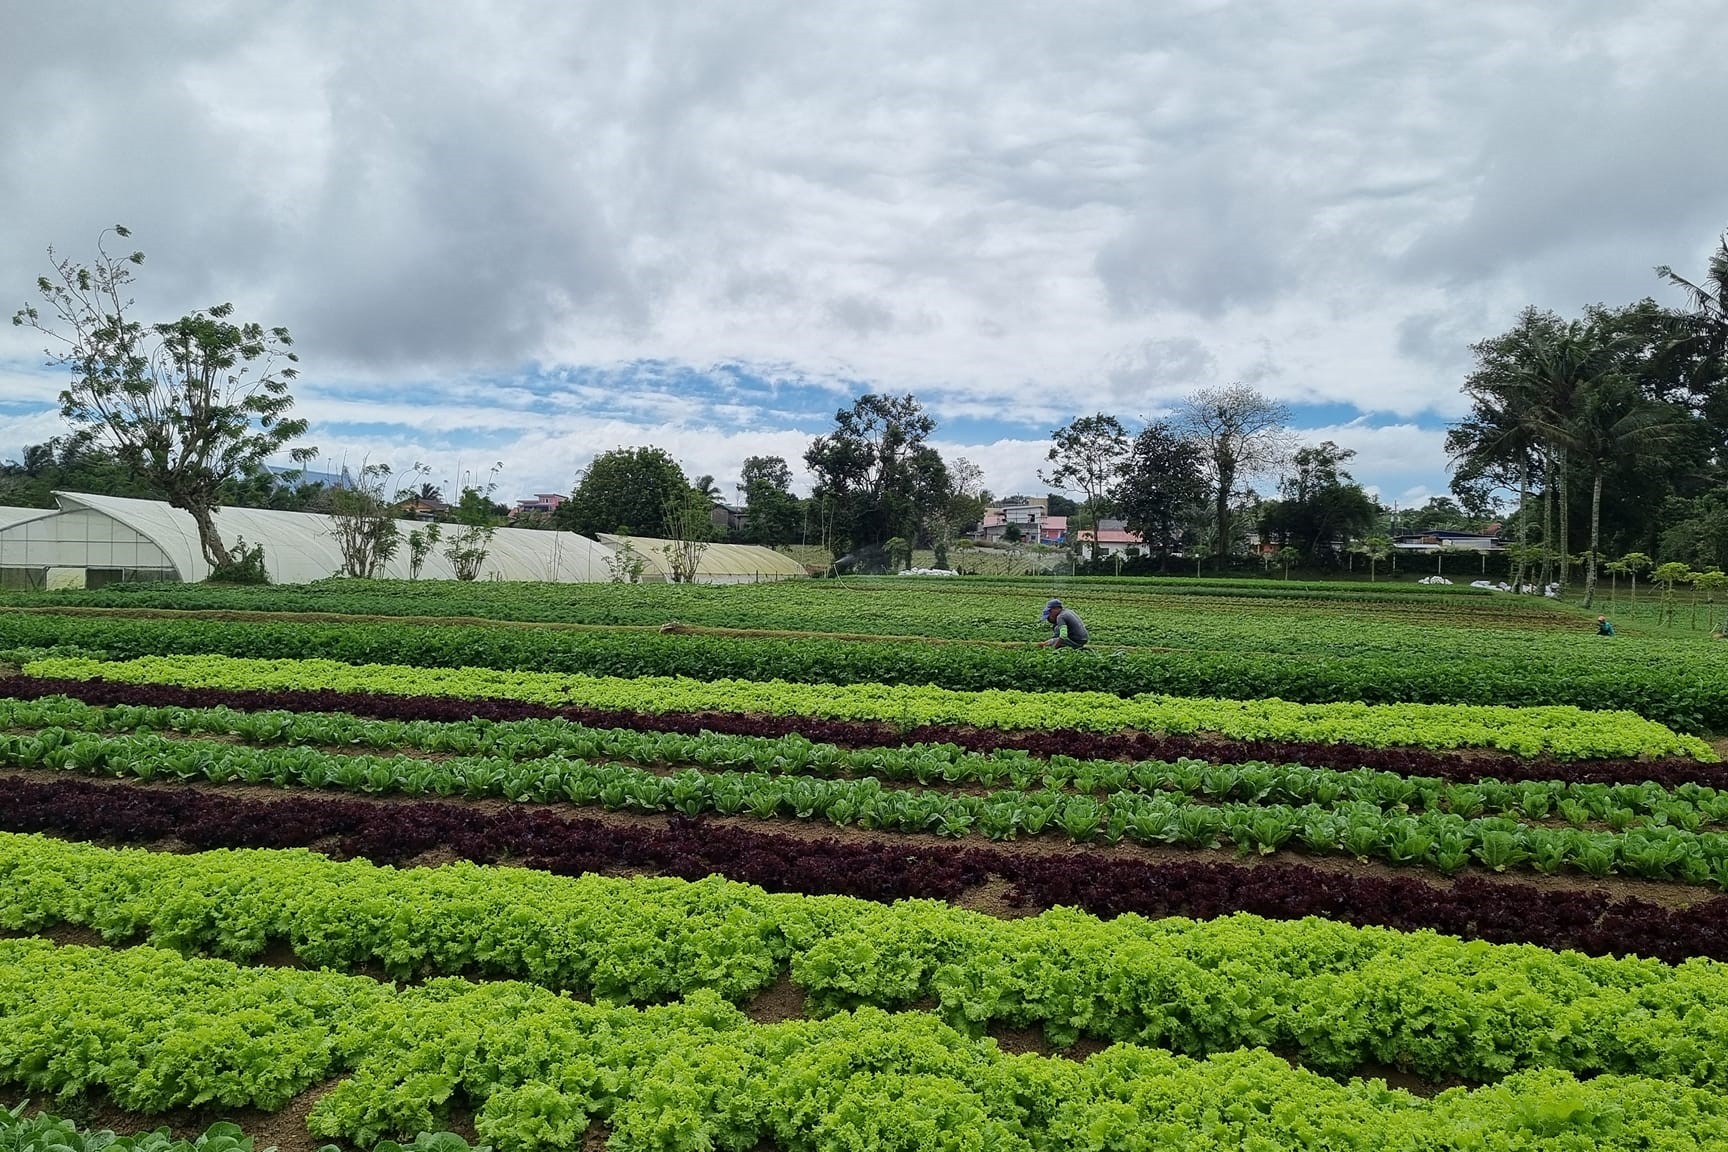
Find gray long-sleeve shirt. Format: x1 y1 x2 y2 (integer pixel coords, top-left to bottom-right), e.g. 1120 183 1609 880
1051 608 1087 645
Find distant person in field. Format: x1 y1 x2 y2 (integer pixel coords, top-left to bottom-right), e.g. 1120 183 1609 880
1041 599 1088 649
1596 615 1615 636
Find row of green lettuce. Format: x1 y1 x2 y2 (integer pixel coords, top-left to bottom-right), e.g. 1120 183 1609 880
9 729 1728 882
0 1105 474 1152
6 695 1722 829
8 939 1720 1152
7 832 1728 1082
2 605 1719 730
20 653 1714 760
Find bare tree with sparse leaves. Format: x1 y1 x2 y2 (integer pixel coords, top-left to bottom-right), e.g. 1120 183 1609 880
1174 385 1291 565
13 225 314 572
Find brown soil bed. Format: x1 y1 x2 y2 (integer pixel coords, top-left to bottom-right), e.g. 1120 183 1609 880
3 1082 343 1152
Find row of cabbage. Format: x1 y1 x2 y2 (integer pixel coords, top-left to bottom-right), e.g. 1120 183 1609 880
20 653 1712 760
3 696 1719 824
13 937 1722 1152
2 604 1720 729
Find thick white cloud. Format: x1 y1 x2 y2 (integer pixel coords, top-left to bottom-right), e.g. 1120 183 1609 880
1 0 1722 501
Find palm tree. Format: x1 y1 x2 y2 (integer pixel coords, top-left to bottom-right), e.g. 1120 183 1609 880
1448 308 1572 594
1509 322 1629 593
1446 394 1540 591
1656 231 1728 330
1528 372 1688 608
691 474 722 502
416 482 442 503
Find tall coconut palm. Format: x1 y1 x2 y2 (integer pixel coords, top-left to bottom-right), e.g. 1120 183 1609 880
1656 231 1728 330
1446 393 1540 591
1524 371 1689 607
1450 306 1565 592
1657 233 1728 422
1509 322 1622 591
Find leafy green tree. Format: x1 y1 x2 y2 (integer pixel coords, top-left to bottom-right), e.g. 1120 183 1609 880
1044 492 1079 518
883 536 912 572
1618 552 1652 612
1113 421 1206 569
804 393 947 555
1362 534 1392 582
1450 294 1718 591
1659 491 1728 572
12 225 314 568
557 447 689 537
1561 376 1688 606
1511 321 1620 591
0 438 166 507
739 455 802 546
1274 545 1302 580
1401 496 1475 533
1041 414 1129 562
660 487 715 582
406 523 440 580
443 465 503 581
325 463 402 579
1603 557 1629 608
929 456 985 570
1653 561 1692 625
1257 442 1378 563
1693 568 1728 632
1174 385 1291 565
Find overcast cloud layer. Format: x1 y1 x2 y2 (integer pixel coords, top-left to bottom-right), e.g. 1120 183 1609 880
2 1 1724 506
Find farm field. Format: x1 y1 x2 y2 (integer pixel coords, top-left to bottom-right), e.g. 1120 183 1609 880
3 575 1725 729
6 575 1728 1151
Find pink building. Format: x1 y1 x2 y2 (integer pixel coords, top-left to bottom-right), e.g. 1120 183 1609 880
512 493 566 518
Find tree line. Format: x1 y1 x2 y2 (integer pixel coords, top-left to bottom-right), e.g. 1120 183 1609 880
8 223 1725 588
1447 231 1728 605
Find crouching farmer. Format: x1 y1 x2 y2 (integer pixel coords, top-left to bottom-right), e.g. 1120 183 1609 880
1041 599 1088 649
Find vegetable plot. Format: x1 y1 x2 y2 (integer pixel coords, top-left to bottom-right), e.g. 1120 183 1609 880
2 695 1724 827
10 728 1728 882
9 937 1728 1152
24 654 1714 760
13 835 1728 1083
14 774 1728 965
5 600 1725 729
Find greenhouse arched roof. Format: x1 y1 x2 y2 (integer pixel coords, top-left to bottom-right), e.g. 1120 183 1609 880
41 492 615 583
597 534 808 583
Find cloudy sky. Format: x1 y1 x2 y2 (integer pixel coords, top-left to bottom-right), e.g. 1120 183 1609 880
2 1 1724 508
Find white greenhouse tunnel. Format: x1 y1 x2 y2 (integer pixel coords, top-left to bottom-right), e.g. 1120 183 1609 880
0 493 806 588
